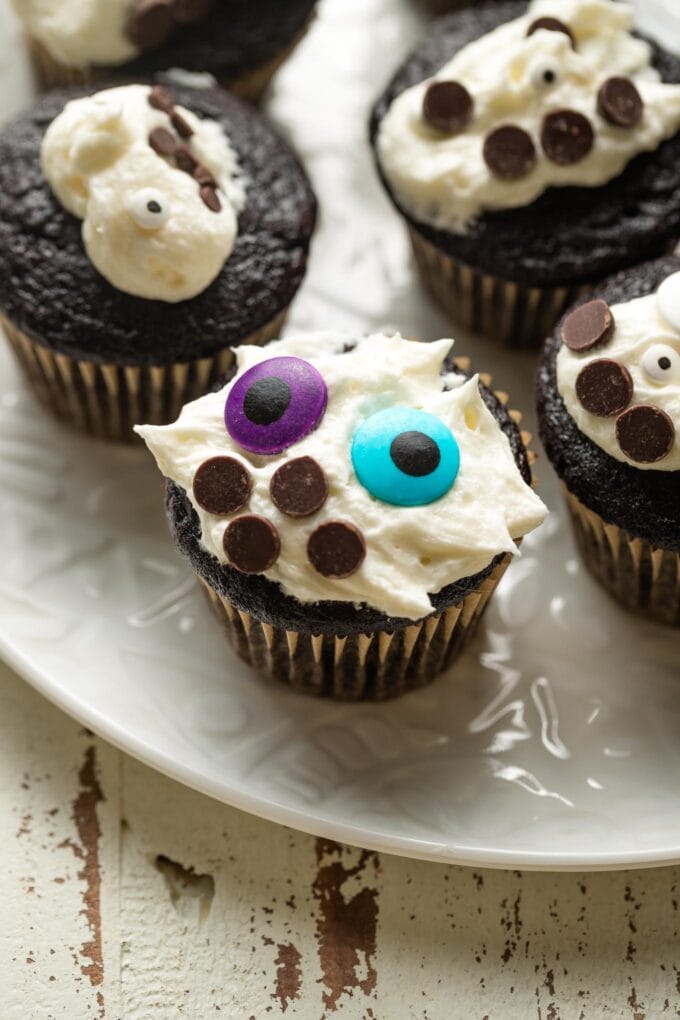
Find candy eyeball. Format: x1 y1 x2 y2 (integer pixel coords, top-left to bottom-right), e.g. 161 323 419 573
351 407 460 507
127 188 171 230
529 59 561 91
641 343 680 385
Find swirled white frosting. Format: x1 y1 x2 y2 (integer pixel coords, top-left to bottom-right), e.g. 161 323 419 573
137 332 547 620
41 85 246 302
12 0 137 67
376 0 680 229
557 285 680 470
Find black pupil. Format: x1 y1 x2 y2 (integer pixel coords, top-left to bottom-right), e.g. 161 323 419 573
543 69 556 84
390 431 441 477
147 199 162 214
243 376 292 426
659 356 672 371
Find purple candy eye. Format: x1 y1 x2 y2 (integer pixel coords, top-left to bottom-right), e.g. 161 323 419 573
225 356 328 455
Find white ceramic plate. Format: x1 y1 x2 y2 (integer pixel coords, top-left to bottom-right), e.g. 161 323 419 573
1 0 680 871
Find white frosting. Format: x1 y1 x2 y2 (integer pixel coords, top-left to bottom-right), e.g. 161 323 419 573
557 284 680 470
12 0 137 67
376 0 680 229
41 85 246 303
136 333 548 620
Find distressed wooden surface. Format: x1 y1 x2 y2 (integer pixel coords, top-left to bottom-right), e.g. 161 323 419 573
2 657 680 1020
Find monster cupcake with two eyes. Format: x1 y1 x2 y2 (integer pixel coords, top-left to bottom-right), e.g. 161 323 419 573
137 332 547 700
537 255 680 626
0 82 316 439
371 0 680 346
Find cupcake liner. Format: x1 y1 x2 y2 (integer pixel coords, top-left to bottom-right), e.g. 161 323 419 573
1 308 287 442
563 485 680 627
199 553 511 700
409 227 592 349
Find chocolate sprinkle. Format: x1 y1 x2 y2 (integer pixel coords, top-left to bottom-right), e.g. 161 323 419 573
193 456 252 516
148 126 178 157
200 185 221 212
597 76 643 129
526 16 575 49
307 521 366 579
483 125 537 179
126 0 174 51
173 0 217 24
148 85 175 113
561 299 614 352
270 456 328 517
171 110 194 140
176 145 198 174
541 109 594 165
575 359 633 417
422 80 474 134
616 404 675 463
193 164 216 187
224 515 280 574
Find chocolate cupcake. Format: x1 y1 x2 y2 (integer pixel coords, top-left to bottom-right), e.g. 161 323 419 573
12 0 317 102
371 0 680 347
0 81 316 440
137 331 547 700
537 254 680 626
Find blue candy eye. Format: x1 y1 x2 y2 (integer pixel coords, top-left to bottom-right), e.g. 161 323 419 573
351 407 460 507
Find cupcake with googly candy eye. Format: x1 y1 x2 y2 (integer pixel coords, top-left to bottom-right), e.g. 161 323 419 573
536 255 680 626
370 0 680 347
137 331 547 700
11 0 317 102
0 81 316 440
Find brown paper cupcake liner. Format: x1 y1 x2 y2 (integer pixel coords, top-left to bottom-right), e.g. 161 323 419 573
563 485 680 627
409 227 593 349
200 554 511 700
1 308 287 442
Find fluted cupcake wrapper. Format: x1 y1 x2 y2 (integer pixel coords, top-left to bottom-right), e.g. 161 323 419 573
200 554 511 701
409 227 592 349
1 308 287 441
563 485 680 627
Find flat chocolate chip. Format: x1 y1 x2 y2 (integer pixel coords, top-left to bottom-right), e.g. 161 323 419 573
526 16 575 48
616 405 675 463
173 0 216 23
541 109 594 165
597 76 643 129
176 145 198 174
126 0 174 51
422 80 474 134
270 457 328 518
171 110 194 139
575 359 633 417
307 521 366 579
224 515 280 574
200 185 222 212
148 126 177 157
148 85 175 113
483 125 536 179
193 164 216 187
561 299 614 352
193 456 252 516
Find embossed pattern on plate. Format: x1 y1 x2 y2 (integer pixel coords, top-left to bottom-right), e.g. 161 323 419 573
0 0 679 869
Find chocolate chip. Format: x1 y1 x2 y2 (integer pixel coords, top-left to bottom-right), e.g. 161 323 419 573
171 110 194 139
224 515 280 574
575 359 633 417
173 0 216 23
193 456 252 516
148 126 177 157
126 0 174 51
483 125 537 179
561 299 614 352
175 145 198 173
193 164 216 187
270 457 328 518
541 109 594 165
422 80 474 134
200 185 222 213
526 16 575 48
307 521 366 579
616 405 675 463
390 431 441 477
597 76 643 129
148 85 175 113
